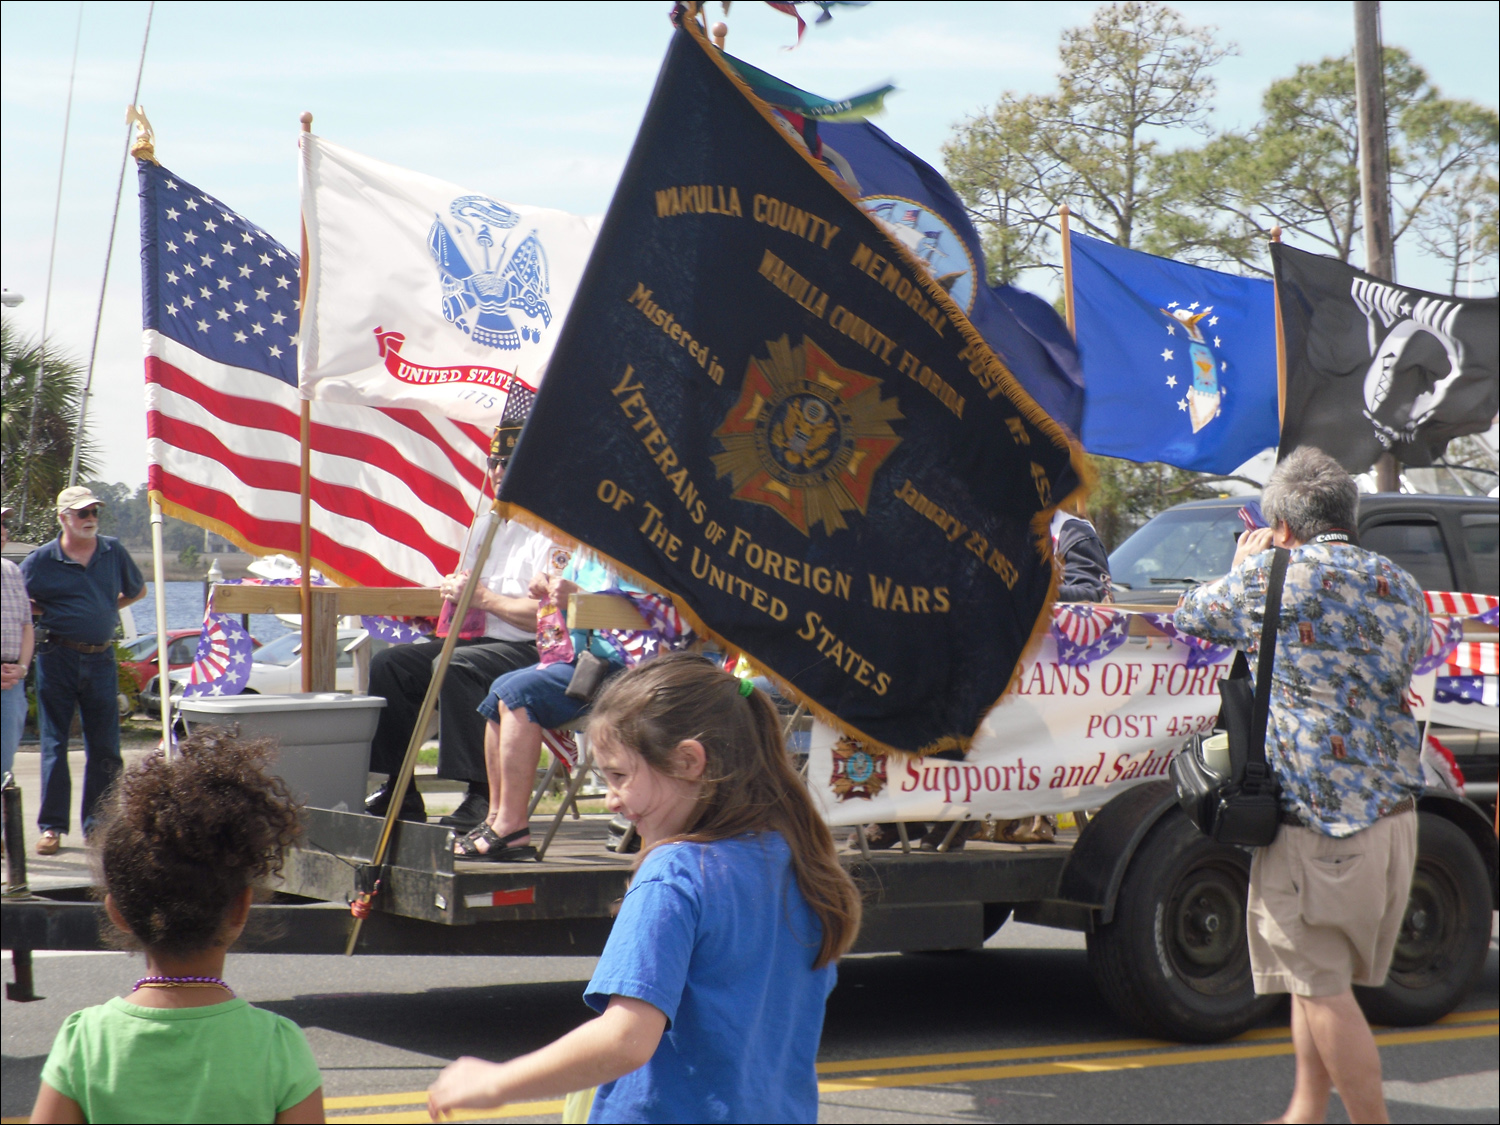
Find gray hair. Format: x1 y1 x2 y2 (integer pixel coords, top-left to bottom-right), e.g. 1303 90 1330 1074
1261 446 1359 542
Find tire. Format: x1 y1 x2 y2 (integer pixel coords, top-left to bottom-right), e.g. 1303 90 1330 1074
1354 811 1492 1026
1087 807 1276 1042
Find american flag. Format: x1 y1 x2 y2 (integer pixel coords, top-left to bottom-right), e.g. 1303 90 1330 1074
140 159 494 587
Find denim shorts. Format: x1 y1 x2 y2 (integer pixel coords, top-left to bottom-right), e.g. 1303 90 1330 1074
477 660 588 730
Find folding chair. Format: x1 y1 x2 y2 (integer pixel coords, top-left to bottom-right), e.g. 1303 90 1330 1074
530 721 608 860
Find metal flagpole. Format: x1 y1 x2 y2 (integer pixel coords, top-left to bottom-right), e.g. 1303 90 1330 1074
68 2 156 488
149 498 173 753
1059 203 1077 339
1271 227 1287 429
17 5 82 530
298 112 314 690
1354 1 1401 493
345 509 503 955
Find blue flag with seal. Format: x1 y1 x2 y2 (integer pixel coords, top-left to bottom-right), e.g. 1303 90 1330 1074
720 53 1086 437
499 20 1086 757
1073 233 1279 473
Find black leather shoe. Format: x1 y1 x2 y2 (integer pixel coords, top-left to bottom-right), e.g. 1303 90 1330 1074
364 778 426 822
439 791 490 830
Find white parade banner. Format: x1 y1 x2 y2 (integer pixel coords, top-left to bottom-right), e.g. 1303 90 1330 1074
808 605 1439 826
299 135 601 423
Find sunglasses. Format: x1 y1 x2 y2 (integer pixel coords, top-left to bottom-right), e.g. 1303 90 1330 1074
487 455 510 471
70 507 102 519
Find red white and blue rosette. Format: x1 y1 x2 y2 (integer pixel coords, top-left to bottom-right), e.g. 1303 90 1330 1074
1050 604 1129 667
182 613 256 697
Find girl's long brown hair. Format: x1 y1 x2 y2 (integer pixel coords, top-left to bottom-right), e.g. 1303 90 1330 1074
589 652 861 968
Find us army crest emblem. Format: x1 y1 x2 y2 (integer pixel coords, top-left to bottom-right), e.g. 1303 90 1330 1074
712 335 902 535
428 195 552 351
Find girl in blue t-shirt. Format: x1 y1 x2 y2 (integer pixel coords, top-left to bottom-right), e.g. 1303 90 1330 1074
429 652 861 1123
31 732 324 1124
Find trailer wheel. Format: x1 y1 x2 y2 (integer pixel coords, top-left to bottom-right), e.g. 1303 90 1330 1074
1087 807 1275 1042
1354 812 1492 1026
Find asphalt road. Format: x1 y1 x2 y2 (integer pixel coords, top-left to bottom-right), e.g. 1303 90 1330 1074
2 749 1496 1122
2 915 1495 1123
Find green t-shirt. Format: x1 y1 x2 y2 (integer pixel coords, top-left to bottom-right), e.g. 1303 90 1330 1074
41 997 321 1123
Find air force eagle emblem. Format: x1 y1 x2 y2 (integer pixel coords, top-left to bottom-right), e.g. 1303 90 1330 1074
428 195 552 351
713 335 902 536
1161 304 1222 433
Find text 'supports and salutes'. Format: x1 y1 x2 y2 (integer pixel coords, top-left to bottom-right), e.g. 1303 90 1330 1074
1072 233 1281 474
1273 242 1500 473
138 159 495 588
498 22 1085 757
298 136 601 421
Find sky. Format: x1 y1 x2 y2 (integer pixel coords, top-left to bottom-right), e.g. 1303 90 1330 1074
2 0 1497 487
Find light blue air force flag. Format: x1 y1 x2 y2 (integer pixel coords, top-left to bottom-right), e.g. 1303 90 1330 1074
1074 233 1279 473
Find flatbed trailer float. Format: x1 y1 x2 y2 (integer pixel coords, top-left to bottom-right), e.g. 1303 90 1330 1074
6 778 1494 1042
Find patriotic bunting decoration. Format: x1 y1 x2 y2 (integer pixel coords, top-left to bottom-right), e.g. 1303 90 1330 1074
592 590 693 668
1050 604 1129 667
181 613 256 698
1140 613 1236 669
1414 615 1463 675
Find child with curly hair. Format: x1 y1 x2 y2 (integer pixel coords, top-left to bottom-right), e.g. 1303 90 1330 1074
30 731 324 1124
428 652 862 1123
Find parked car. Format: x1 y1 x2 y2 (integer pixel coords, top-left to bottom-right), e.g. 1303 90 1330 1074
118 628 253 701
1107 492 1499 794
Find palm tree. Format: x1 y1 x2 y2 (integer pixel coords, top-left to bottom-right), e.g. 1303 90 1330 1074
1 316 98 542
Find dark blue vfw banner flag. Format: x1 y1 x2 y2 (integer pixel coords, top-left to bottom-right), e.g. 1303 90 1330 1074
1074 233 1280 473
499 22 1085 756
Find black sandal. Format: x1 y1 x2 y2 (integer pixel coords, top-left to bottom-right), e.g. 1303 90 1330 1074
454 824 537 862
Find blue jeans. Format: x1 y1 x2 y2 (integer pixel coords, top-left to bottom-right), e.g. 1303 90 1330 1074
1 679 26 780
35 645 123 836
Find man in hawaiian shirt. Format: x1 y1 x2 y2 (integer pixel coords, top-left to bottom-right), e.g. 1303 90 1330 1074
1175 446 1426 1125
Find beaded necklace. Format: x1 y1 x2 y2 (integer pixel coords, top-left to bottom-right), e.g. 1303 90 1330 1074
134 974 235 998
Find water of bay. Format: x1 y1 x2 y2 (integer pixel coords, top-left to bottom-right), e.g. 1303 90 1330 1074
133 581 293 643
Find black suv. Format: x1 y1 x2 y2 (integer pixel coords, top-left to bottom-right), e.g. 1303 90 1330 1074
1106 492 1499 795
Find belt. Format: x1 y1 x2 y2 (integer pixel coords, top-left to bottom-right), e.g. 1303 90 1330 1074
46 637 113 655
1279 794 1415 828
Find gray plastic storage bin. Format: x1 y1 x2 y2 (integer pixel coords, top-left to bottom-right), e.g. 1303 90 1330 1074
178 693 386 813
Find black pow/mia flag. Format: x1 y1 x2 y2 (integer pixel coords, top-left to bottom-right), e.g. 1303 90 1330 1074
1274 243 1498 471
499 22 1083 756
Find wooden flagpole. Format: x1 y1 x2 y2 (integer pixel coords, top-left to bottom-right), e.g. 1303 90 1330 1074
1059 203 1076 339
1271 227 1287 430
298 111 314 691
345 509 502 955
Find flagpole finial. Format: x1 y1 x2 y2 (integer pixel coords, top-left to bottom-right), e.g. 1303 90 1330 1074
712 21 728 49
126 105 157 164
1271 226 1281 242
300 111 313 132
1059 202 1070 218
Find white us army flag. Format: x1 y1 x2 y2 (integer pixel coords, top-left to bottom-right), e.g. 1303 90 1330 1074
299 135 601 423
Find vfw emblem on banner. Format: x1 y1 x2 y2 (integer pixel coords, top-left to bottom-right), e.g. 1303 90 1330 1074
712 334 902 535
300 135 600 423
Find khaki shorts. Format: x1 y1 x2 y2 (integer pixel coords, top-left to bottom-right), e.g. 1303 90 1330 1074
1247 810 1417 997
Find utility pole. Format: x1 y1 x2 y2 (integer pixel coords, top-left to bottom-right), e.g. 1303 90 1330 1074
1354 0 1401 492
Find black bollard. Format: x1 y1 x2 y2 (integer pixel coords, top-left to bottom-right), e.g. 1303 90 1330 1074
2 773 27 897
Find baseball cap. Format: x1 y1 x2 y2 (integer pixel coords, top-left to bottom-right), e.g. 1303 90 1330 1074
56 486 104 513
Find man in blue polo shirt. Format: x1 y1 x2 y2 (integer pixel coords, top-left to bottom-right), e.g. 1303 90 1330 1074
19 486 145 853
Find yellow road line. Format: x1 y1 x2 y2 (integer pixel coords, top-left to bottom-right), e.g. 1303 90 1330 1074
323 1008 1500 1118
814 1006 1498 1074
329 1100 564 1124
815 1023 1497 1093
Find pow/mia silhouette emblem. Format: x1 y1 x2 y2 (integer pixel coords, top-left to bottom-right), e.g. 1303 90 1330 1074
713 335 902 536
